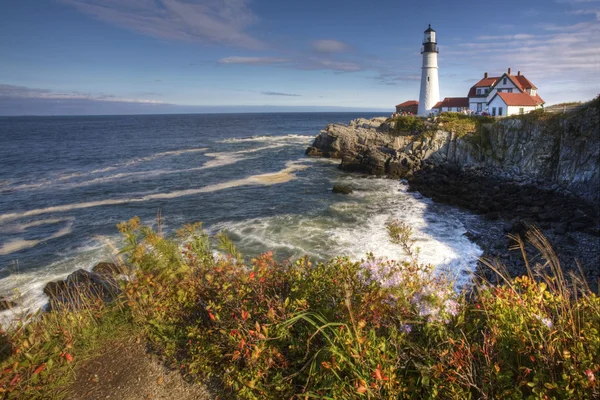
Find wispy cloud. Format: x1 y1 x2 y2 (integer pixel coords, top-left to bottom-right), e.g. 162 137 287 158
371 71 421 86
61 0 265 49
218 56 290 65
477 34 537 40
311 39 350 53
569 8 600 19
303 59 362 72
261 91 301 97
445 20 600 78
0 84 163 104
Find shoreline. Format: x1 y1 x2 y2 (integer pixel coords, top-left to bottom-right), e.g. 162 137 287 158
305 106 600 291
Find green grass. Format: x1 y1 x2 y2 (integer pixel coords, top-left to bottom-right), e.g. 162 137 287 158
1 217 599 399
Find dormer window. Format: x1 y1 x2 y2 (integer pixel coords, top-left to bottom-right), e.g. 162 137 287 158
503 77 507 85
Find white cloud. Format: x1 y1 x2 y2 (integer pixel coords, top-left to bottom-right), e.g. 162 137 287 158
309 59 361 72
569 8 600 19
0 84 163 104
261 91 301 97
312 39 349 53
61 0 265 49
218 56 290 65
477 34 537 40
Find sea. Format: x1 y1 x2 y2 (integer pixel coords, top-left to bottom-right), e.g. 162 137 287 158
0 113 482 322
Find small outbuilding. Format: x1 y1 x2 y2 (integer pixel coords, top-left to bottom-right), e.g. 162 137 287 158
432 97 469 113
395 100 419 115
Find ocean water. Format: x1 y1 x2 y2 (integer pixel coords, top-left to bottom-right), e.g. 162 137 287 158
0 113 482 320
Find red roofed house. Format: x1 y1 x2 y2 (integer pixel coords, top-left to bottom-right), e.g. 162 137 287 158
432 97 469 113
395 100 419 115
467 68 544 116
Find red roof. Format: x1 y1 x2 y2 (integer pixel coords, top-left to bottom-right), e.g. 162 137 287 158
468 72 539 97
495 92 543 106
475 77 500 87
515 75 537 90
468 77 499 97
531 94 545 105
434 97 469 109
395 100 419 107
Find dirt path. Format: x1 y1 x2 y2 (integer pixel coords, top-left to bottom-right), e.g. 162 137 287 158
66 338 213 400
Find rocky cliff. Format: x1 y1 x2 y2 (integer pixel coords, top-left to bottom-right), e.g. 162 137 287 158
307 99 600 287
307 98 599 203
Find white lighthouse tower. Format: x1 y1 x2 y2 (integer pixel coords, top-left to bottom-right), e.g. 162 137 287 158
418 24 440 116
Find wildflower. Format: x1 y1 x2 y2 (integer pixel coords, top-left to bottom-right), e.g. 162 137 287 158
586 369 595 382
541 318 552 328
444 299 460 317
534 314 553 329
400 324 413 334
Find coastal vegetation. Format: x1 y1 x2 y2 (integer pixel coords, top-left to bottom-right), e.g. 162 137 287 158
1 217 598 399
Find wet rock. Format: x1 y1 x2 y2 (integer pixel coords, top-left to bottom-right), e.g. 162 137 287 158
332 185 353 194
93 262 128 276
43 269 120 311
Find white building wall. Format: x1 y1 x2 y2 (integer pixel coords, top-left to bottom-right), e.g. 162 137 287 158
418 51 439 116
507 105 538 116
486 76 521 103
469 98 487 112
487 96 508 117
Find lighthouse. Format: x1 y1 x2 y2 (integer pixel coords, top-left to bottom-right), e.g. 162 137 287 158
418 24 440 116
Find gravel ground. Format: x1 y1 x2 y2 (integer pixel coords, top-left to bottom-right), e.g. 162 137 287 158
67 338 214 400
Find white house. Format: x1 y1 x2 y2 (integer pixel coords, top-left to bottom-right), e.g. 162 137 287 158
487 92 543 116
467 68 544 116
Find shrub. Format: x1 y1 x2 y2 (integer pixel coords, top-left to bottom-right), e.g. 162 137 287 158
1 218 598 399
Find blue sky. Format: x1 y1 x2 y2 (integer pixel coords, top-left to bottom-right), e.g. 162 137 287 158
0 0 598 115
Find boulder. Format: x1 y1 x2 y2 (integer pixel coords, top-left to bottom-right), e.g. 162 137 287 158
92 262 128 276
332 185 353 194
43 269 120 311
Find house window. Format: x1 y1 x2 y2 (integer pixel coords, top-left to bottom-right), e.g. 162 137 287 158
499 107 503 116
484 88 488 94
519 108 524 114
428 76 430 82
503 78 507 84
492 107 496 116
477 88 481 95
477 103 482 112
507 88 513 93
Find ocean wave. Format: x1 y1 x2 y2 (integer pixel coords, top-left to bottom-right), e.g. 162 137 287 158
1 147 210 193
211 177 481 285
0 237 117 327
218 134 313 144
0 160 312 223
2 145 290 193
0 221 74 256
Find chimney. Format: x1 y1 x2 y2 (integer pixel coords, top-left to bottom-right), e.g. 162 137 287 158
517 71 521 76
508 67 512 75
484 72 488 78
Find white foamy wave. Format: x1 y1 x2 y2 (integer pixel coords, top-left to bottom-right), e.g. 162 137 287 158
0 221 74 255
218 134 313 144
66 147 210 179
0 237 118 327
0 161 312 223
211 177 481 285
1 147 210 193
0 218 74 233
4 145 289 193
